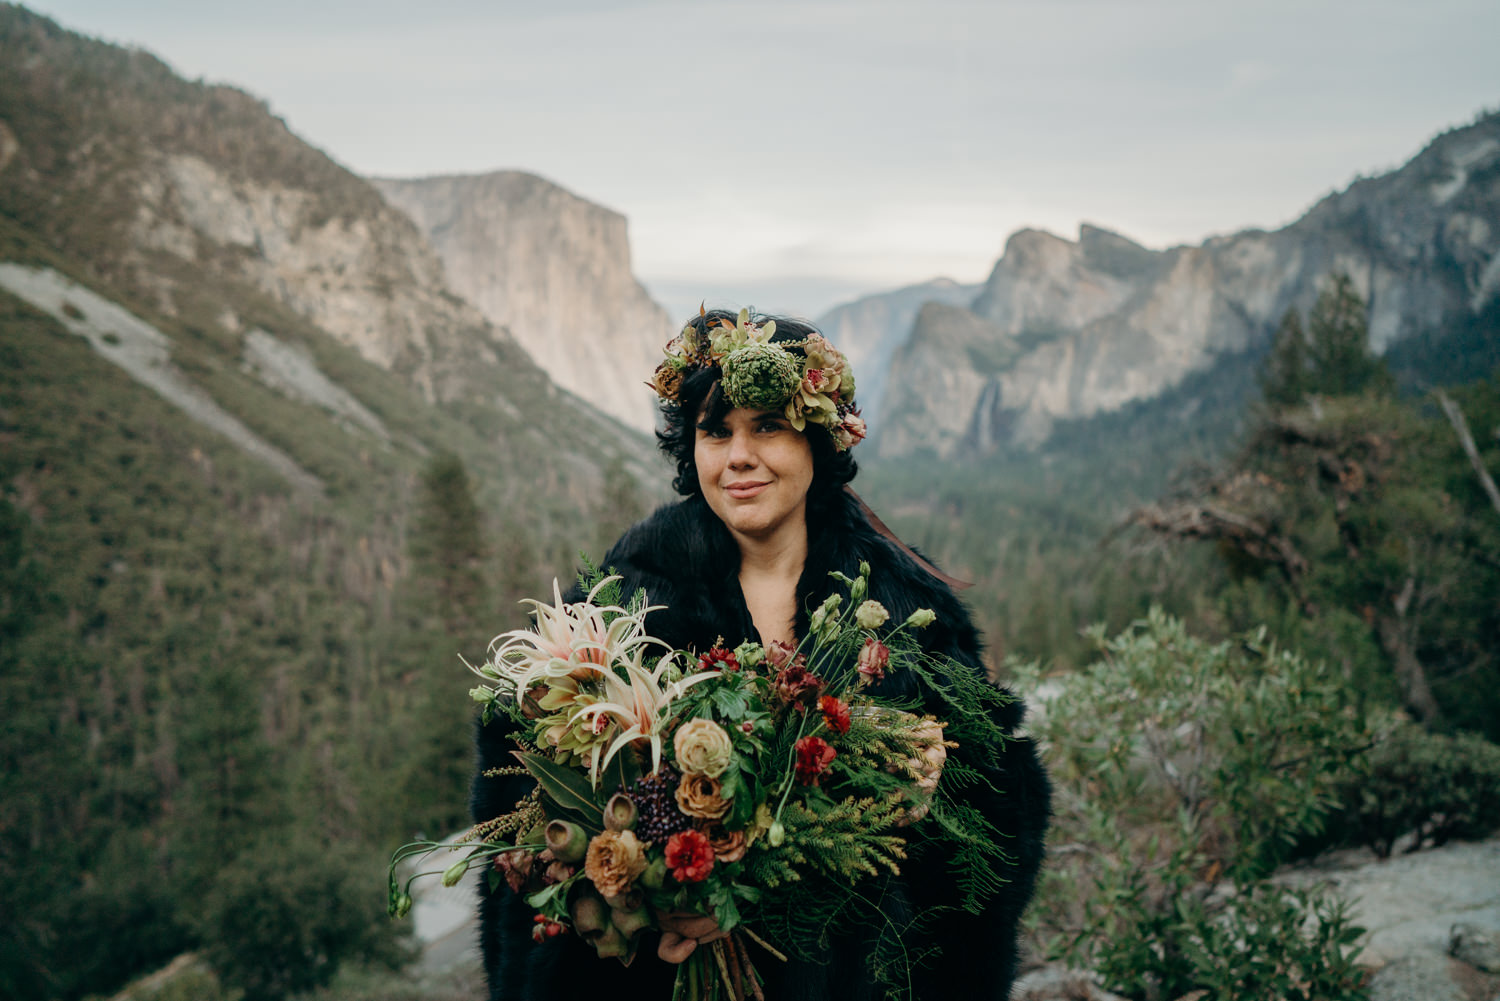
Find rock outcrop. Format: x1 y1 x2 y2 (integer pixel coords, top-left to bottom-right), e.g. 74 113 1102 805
0 262 324 493
879 301 1018 457
372 172 673 433
874 112 1500 457
126 149 512 405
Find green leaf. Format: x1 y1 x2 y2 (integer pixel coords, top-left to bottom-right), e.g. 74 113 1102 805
725 772 758 830
601 742 642 796
514 751 605 829
524 876 580 922
711 685 751 720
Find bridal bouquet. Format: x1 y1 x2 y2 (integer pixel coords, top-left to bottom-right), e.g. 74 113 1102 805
388 563 1012 1000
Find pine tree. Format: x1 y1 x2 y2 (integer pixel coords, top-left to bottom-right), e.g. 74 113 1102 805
1258 308 1311 406
388 454 496 836
1305 273 1394 398
593 457 646 555
409 452 490 637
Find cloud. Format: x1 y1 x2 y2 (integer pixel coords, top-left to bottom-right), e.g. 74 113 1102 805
26 0 1500 297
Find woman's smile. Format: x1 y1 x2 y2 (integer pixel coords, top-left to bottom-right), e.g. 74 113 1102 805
724 479 771 500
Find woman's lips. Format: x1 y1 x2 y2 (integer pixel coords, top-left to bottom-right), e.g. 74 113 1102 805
724 481 770 500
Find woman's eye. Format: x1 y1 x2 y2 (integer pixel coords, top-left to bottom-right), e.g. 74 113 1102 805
699 425 730 439
758 420 786 433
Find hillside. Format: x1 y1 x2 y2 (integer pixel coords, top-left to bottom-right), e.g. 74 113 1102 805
0 7 669 998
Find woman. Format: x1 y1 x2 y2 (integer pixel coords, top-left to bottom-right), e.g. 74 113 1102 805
472 309 1049 1000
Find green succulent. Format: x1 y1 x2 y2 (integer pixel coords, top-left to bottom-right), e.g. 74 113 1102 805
721 342 802 411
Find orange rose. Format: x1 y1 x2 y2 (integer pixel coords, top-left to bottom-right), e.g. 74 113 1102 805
702 823 748 863
674 772 730 821
583 830 647 898
650 360 683 400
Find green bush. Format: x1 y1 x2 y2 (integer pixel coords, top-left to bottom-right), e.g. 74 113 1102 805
1018 609 1372 1001
1173 885 1365 1001
105 954 242 1001
1329 723 1500 857
1086 871 1365 1001
199 838 409 1001
1022 607 1373 881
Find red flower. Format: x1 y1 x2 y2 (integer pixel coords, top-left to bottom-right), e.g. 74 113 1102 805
774 662 824 709
794 735 837 786
819 695 851 735
664 828 716 883
857 638 890 683
698 646 739 672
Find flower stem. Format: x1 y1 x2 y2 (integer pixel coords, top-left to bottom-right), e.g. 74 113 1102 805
771 712 822 822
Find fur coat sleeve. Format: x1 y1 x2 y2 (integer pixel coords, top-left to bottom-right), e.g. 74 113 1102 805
471 491 1050 1001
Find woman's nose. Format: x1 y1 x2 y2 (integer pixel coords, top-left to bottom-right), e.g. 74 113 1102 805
727 428 757 467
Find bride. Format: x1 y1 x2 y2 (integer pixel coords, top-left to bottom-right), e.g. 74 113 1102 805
472 308 1049 1000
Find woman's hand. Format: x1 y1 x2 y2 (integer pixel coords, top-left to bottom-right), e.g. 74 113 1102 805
895 718 948 827
656 911 728 963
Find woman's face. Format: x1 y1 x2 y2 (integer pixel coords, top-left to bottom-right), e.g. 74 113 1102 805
695 407 815 545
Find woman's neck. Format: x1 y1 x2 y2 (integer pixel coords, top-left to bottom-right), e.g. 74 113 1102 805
734 522 808 649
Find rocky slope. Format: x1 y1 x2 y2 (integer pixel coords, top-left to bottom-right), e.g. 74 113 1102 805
868 113 1500 458
372 172 673 433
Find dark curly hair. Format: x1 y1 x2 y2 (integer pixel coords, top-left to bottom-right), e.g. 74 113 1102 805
656 309 857 518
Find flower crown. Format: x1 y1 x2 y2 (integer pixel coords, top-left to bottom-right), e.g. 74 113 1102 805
649 308 866 451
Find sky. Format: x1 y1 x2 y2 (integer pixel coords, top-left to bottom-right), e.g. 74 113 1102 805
21 0 1500 321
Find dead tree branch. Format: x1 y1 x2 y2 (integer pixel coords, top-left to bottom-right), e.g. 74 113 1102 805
1437 389 1500 520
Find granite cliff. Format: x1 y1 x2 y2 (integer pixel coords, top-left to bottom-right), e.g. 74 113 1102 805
857 112 1500 457
372 172 672 433
815 277 980 431
0 4 663 528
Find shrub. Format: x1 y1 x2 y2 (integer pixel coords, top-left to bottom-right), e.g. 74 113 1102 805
1017 609 1372 1001
1085 871 1365 1001
199 837 409 1001
1329 722 1500 857
1023 607 1373 881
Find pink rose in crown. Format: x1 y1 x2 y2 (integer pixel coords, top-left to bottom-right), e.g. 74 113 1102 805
840 413 867 444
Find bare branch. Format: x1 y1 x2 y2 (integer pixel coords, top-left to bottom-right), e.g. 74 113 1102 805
1129 500 1309 586
1436 389 1500 519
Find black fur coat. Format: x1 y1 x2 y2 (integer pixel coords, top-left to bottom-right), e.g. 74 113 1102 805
471 489 1050 1000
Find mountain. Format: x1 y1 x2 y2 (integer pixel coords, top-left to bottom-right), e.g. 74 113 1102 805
0 6 664 488
815 277 980 433
372 172 673 433
0 8 668 997
872 112 1500 457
